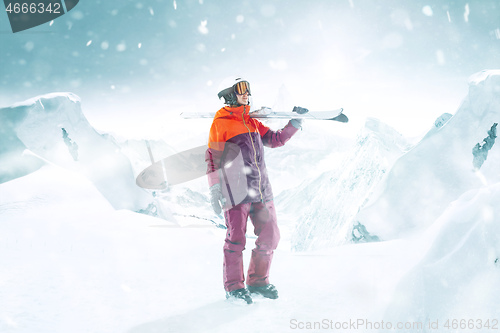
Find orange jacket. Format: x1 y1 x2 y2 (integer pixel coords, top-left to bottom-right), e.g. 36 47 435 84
205 105 299 208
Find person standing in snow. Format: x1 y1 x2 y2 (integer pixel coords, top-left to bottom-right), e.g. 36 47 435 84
205 77 308 304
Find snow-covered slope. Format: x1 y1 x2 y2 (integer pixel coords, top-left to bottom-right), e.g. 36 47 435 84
0 165 224 333
285 117 411 251
356 70 500 240
382 182 500 330
2 163 499 332
0 93 149 211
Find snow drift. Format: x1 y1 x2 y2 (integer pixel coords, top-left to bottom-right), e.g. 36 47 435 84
382 182 500 330
357 70 500 240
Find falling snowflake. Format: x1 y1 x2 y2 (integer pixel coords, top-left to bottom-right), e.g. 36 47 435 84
198 20 208 34
464 3 470 22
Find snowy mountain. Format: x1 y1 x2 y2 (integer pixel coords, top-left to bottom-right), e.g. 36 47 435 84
3 0 500 329
0 93 149 211
1 71 500 332
284 117 411 251
356 70 500 240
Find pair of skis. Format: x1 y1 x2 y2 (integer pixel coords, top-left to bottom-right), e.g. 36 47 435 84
181 107 348 123
137 106 348 190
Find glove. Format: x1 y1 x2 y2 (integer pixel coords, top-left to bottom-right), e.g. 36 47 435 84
209 183 225 215
291 106 309 129
290 118 303 129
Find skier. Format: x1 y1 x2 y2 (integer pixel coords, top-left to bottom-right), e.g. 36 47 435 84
205 77 308 304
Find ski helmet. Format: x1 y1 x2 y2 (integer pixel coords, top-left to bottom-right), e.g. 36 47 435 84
217 77 251 105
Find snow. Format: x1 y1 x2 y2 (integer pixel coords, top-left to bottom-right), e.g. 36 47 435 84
356 70 500 240
286 117 411 251
383 183 500 329
0 93 149 211
0 164 429 333
1 70 500 332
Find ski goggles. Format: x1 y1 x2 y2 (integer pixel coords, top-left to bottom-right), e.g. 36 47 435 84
234 81 251 95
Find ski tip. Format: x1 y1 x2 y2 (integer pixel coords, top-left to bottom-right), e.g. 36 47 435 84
332 113 349 123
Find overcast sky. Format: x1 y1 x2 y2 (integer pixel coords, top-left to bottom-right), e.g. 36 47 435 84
1 0 499 137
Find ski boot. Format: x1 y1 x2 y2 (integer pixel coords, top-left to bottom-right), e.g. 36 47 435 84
247 284 279 299
226 288 253 304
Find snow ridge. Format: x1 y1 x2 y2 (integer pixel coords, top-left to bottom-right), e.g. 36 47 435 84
289 117 410 251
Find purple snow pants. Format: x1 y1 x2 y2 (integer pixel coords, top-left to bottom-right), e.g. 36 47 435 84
223 200 280 292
